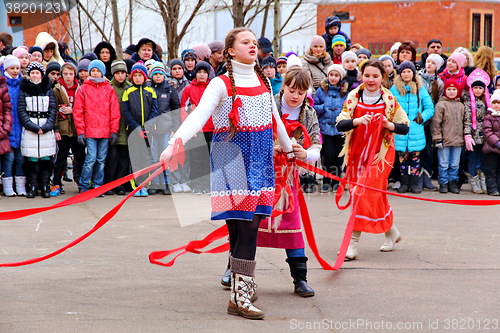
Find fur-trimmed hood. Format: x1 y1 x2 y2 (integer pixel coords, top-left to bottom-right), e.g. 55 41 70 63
35 32 64 65
20 76 53 96
393 74 423 96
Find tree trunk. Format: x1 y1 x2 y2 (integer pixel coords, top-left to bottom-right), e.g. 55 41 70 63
232 0 244 27
273 0 280 54
111 0 122 55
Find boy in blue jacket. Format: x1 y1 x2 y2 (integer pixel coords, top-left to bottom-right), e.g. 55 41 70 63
122 62 158 197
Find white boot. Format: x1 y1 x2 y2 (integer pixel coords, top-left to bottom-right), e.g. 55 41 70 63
2 177 17 197
227 272 264 319
380 225 402 252
465 172 483 194
345 230 361 261
15 176 27 196
477 170 487 194
227 256 264 319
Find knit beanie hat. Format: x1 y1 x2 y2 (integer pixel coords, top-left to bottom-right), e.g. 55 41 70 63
168 59 185 70
356 48 372 59
111 59 127 74
145 59 156 68
262 56 277 69
181 49 197 61
194 61 211 75
46 61 61 74
448 52 466 69
207 40 224 53
26 61 44 76
390 42 401 55
443 78 461 99
124 44 136 55
191 44 211 61
341 51 357 64
130 62 148 80
81 52 98 61
13 46 29 58
29 45 43 56
310 35 326 49
325 16 341 30
2 55 20 70
378 55 395 67
466 68 491 130
332 35 347 48
149 61 167 78
494 75 500 88
397 60 416 76
88 59 106 76
77 58 91 73
327 64 346 79
286 54 302 70
276 56 287 65
426 53 444 71
490 90 500 103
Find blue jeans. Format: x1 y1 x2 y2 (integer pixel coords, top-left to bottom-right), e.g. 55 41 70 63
1 147 25 177
150 133 171 187
437 146 462 184
79 138 109 190
466 144 485 176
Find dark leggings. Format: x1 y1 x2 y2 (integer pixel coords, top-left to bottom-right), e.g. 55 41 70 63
226 215 264 261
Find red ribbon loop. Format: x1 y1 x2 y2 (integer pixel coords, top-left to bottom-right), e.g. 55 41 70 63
282 114 312 149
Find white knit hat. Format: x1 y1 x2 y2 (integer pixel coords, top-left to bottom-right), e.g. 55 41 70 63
327 64 346 79
491 89 500 103
426 53 444 71
390 42 401 55
341 51 357 64
3 55 20 70
286 54 302 70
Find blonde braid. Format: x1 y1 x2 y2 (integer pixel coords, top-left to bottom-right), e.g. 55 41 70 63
224 51 238 140
254 62 272 93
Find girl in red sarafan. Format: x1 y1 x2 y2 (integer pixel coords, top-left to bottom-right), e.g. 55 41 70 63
336 59 409 261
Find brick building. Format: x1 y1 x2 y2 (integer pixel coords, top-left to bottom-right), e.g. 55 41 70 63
317 0 500 56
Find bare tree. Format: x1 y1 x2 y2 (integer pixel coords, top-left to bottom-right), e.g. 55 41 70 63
137 0 208 61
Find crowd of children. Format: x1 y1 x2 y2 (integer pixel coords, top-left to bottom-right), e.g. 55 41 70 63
1 21 500 203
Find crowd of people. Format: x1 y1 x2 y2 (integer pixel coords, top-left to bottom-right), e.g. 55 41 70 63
1 21 500 200
2 16 500 320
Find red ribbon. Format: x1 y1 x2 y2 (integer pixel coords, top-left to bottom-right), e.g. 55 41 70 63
228 97 242 128
282 114 312 149
271 152 297 218
164 138 185 172
0 162 166 267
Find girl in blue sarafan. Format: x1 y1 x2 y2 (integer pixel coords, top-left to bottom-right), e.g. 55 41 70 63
390 61 434 194
313 64 348 192
160 27 294 320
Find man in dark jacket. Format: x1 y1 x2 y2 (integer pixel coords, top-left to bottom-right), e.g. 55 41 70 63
417 39 448 73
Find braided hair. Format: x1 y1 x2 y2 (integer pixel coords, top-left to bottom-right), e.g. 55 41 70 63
223 27 272 140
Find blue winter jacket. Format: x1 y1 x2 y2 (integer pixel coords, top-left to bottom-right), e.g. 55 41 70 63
269 73 283 96
390 77 434 152
5 74 23 148
313 85 346 136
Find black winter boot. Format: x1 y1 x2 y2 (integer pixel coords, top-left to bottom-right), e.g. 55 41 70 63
286 257 315 297
448 180 460 194
397 173 410 193
26 185 38 199
410 175 422 194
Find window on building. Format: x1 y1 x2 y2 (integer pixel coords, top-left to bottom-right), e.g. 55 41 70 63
470 10 494 51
